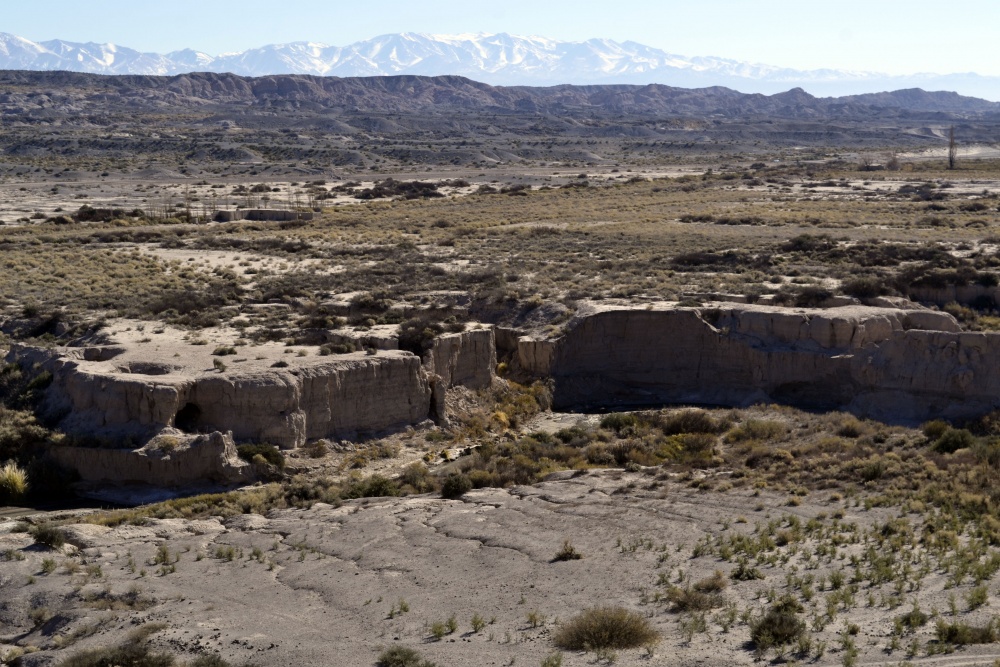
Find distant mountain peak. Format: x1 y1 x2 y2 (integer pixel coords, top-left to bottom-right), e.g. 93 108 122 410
0 31 996 100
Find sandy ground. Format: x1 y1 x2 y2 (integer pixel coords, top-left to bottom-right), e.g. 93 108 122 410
4 469 1000 667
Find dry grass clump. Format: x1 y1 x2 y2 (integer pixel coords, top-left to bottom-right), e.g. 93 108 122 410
552 606 659 651
656 409 730 436
376 646 439 667
0 460 28 500
665 585 724 613
724 418 788 443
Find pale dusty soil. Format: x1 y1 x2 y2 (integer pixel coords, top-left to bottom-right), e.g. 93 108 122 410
139 248 344 279
0 165 704 227
4 470 1000 667
898 143 1000 160
84 319 395 378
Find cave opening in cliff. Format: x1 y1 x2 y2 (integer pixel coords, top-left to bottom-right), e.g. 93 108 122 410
175 402 202 433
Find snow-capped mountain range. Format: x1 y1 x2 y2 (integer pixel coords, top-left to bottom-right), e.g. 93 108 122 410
1 31 997 101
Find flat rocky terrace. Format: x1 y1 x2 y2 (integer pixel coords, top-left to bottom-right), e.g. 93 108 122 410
6 467 998 667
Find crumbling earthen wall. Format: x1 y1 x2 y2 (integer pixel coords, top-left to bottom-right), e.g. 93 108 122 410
48 431 250 486
520 302 989 423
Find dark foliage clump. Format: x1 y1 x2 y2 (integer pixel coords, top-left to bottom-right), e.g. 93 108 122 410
354 179 444 200
750 597 806 654
441 473 473 499
235 443 285 469
341 474 400 499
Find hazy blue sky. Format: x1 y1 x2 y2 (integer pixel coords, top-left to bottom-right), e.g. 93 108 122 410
4 0 997 76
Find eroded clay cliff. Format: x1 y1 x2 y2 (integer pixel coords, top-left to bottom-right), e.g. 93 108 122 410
4 323 498 489
48 431 251 486
7 323 498 450
519 301 990 423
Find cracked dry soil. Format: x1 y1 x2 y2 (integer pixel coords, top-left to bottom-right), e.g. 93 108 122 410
5 470 1000 667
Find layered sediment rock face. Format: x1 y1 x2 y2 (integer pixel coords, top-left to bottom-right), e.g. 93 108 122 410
520 302 992 423
6 325 499 489
7 324 498 451
17 299 1000 488
25 350 433 449
425 328 496 390
48 431 251 486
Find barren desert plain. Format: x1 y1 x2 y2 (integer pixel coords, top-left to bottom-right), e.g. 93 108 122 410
2 71 1000 667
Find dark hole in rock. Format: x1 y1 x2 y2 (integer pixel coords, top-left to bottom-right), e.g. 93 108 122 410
175 403 202 433
117 362 177 376
83 346 126 361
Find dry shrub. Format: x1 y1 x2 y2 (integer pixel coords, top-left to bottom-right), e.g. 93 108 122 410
30 522 65 549
58 623 172 667
551 539 583 562
666 585 724 612
835 414 869 438
935 619 999 645
377 646 439 667
693 570 728 593
553 606 659 651
725 419 787 443
399 462 436 493
599 412 639 434
750 597 806 654
657 409 729 435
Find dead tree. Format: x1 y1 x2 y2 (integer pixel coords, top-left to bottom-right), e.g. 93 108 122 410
948 126 957 170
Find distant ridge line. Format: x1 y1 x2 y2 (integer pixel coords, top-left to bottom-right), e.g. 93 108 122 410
0 69 997 118
0 31 998 100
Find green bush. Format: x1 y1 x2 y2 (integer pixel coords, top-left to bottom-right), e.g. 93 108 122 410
935 619 998 645
897 606 929 632
731 559 764 581
793 286 833 307
235 443 284 469
399 462 436 493
934 428 976 453
553 606 660 651
341 474 399 499
0 406 51 461
441 473 472 499
397 316 445 356
599 413 639 434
